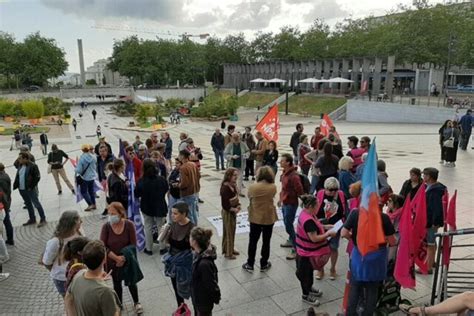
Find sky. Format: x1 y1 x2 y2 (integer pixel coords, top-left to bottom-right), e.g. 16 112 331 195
0 0 446 73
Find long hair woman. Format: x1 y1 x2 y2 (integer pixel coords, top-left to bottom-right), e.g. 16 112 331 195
314 142 339 191
220 167 241 259
107 158 129 210
441 120 460 167
42 211 82 297
63 236 90 291
263 140 279 177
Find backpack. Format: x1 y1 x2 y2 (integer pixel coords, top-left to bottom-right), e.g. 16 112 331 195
298 173 311 195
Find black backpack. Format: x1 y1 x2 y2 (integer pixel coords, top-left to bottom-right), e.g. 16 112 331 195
298 173 311 195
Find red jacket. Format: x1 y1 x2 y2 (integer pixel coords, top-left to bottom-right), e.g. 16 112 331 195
311 134 324 150
280 166 304 205
132 156 142 183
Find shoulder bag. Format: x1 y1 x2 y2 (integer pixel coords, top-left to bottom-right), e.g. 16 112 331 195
75 161 92 185
443 129 454 148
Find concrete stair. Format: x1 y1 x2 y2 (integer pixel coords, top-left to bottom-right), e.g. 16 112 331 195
261 92 296 111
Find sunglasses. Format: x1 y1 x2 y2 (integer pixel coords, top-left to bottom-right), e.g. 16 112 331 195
328 188 338 192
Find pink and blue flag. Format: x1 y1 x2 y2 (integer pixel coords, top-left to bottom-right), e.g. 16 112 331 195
357 139 386 256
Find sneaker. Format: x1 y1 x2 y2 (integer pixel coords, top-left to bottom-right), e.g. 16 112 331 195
280 240 293 248
159 248 168 255
439 160 444 164
286 249 296 260
0 273 10 282
252 177 255 181
309 287 323 297
243 177 249 181
22 219 36 226
302 294 320 306
143 249 153 256
101 209 108 218
5 240 14 246
134 302 143 314
58 190 62 195
315 270 324 280
71 189 76 194
37 219 47 228
260 262 272 272
198 198 204 204
242 263 254 273
329 270 337 280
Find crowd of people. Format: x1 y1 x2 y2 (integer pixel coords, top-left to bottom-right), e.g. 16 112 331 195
0 111 472 316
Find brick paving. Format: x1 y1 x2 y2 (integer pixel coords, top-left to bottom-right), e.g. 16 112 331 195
0 105 473 315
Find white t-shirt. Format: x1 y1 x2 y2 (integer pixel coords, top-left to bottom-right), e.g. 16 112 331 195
42 234 79 281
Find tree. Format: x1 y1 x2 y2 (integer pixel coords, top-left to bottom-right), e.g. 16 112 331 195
271 26 303 61
0 32 17 90
19 32 68 87
249 32 275 62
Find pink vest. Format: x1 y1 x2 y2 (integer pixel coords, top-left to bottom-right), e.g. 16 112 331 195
316 190 346 217
296 210 330 257
349 148 365 167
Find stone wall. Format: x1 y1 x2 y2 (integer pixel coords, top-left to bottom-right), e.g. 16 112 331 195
133 88 205 103
346 99 456 124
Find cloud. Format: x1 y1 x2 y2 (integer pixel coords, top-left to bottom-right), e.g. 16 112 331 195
40 0 219 27
227 0 282 30
302 0 348 22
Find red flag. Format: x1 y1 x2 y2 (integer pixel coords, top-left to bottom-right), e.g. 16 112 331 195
256 104 279 142
442 190 457 266
394 195 416 288
320 114 334 137
70 157 78 168
361 80 368 93
412 184 428 274
446 190 457 230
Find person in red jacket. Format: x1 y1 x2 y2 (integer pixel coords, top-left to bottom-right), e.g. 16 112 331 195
310 127 324 150
278 153 304 260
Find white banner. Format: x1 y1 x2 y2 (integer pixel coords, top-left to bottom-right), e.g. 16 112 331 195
208 207 302 237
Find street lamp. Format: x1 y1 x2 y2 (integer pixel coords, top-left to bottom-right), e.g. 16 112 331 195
443 33 455 107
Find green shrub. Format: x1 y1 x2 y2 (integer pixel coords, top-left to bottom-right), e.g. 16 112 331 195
134 104 153 124
21 100 44 119
0 99 18 116
192 93 237 118
42 97 70 116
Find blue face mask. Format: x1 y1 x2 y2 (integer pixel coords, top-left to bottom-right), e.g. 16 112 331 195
108 215 120 225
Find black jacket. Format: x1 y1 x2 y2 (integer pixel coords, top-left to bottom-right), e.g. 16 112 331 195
13 162 41 190
263 149 279 167
399 179 422 200
135 174 169 217
191 245 220 310
107 172 129 209
210 133 225 151
289 131 302 155
94 142 113 156
168 168 181 199
426 182 447 228
40 133 48 145
97 154 114 182
0 171 12 210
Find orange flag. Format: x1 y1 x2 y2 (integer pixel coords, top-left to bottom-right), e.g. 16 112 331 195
320 114 335 137
256 104 279 142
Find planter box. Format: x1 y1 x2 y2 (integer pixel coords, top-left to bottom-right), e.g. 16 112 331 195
4 116 14 122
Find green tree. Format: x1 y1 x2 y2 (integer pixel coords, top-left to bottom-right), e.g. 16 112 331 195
19 32 68 87
249 32 275 62
272 26 303 61
0 32 17 90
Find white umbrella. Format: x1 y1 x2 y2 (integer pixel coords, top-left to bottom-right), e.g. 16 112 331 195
267 78 287 83
299 78 327 83
250 78 267 83
328 77 354 83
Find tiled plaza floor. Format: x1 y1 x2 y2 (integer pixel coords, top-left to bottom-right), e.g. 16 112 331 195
0 106 472 315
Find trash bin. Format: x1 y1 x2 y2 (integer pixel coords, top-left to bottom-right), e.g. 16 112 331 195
411 98 416 105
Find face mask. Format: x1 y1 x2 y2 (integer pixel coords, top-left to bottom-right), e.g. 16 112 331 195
108 215 120 225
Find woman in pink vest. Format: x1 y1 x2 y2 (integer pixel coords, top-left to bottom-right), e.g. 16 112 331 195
295 195 336 306
346 136 365 172
315 177 346 280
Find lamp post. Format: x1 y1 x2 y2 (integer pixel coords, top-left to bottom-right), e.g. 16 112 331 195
443 33 455 107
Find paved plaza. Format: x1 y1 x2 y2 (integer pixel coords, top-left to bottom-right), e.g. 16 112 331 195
0 106 473 315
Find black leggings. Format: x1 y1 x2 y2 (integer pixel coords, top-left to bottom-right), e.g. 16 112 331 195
346 280 380 316
247 223 273 267
295 255 314 296
244 159 255 178
112 275 139 304
171 277 184 306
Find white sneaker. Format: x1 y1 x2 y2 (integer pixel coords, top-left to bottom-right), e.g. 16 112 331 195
0 273 10 282
439 160 444 164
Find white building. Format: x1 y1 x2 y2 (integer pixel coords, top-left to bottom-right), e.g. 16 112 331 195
85 59 129 86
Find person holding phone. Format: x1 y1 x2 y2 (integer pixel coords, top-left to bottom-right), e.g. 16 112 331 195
224 132 249 196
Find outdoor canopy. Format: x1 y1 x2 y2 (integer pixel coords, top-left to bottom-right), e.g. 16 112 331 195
266 78 287 83
327 77 354 83
250 78 267 83
298 78 327 83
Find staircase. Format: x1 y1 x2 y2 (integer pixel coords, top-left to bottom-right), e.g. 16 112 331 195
328 103 347 120
237 89 249 97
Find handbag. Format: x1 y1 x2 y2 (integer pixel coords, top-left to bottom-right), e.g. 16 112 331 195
47 165 52 174
443 129 455 148
173 303 191 316
158 223 171 244
75 161 91 185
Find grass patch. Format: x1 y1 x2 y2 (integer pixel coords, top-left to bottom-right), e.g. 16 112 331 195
238 92 280 108
0 126 50 136
285 95 346 116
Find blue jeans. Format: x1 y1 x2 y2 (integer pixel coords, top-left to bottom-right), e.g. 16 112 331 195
53 279 66 297
19 189 46 222
180 194 198 225
80 180 96 206
310 175 319 194
168 195 179 222
214 150 225 169
282 204 298 248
